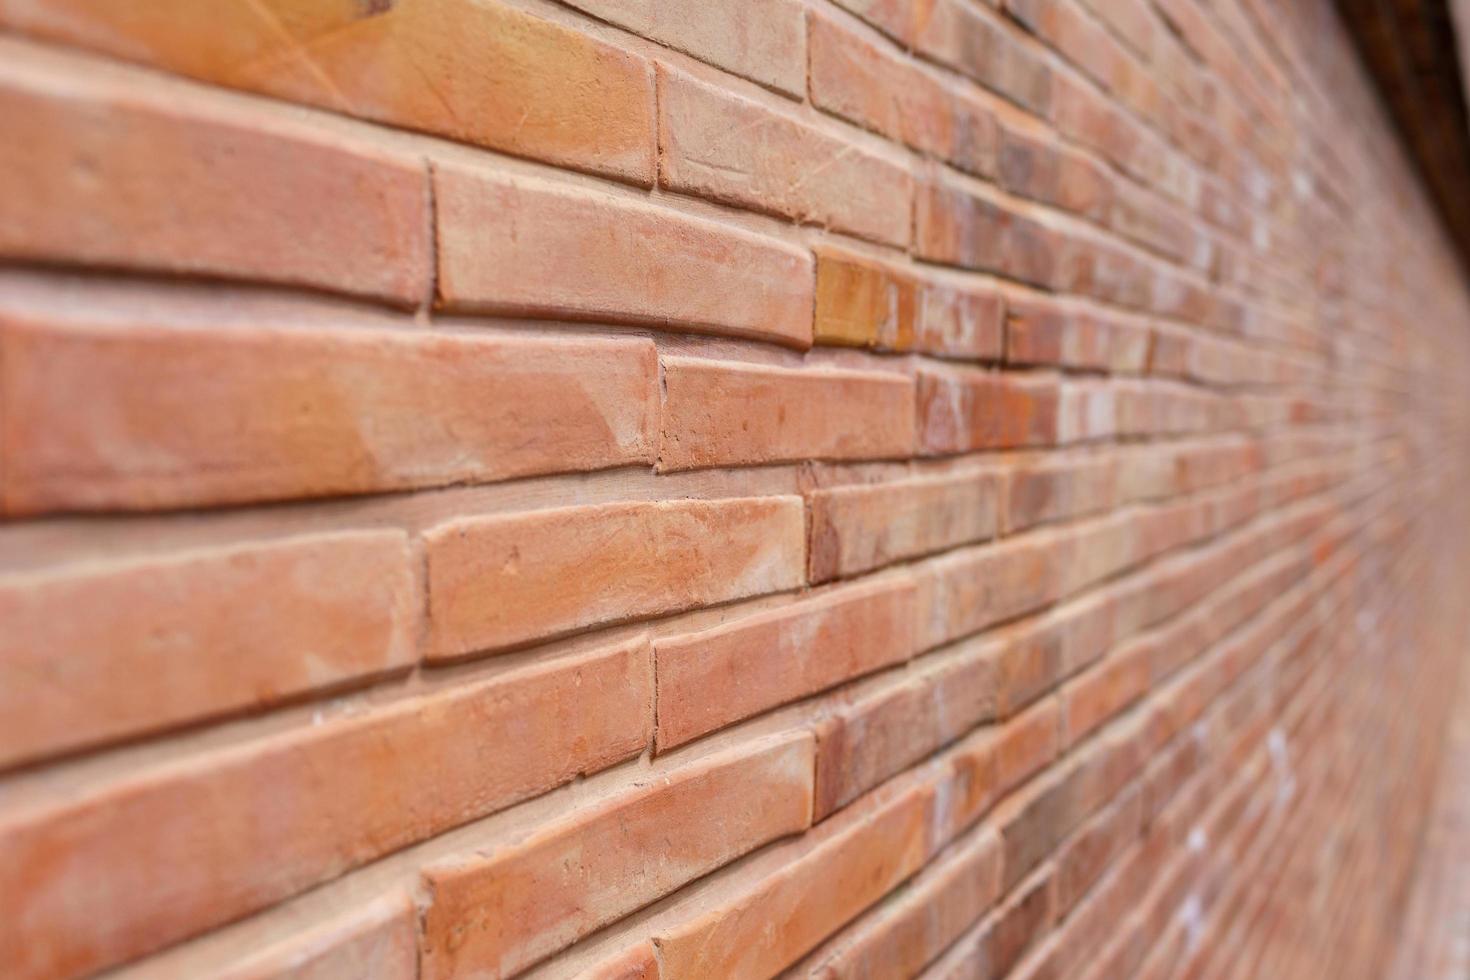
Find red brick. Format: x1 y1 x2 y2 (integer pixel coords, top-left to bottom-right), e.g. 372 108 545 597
1006 455 1120 532
916 534 1064 650
0 531 415 770
562 0 806 95
658 65 912 245
433 166 811 347
213 894 418 980
653 783 934 978
0 1 655 182
996 698 1063 795
917 367 1061 454
808 470 1000 582
794 828 1003 978
1055 785 1143 916
655 579 916 750
658 357 915 470
420 733 813 979
809 12 996 177
916 175 1063 287
0 48 430 307
424 496 804 659
813 246 920 349
0 301 657 515
0 639 651 980
915 0 1053 116
920 279 1007 360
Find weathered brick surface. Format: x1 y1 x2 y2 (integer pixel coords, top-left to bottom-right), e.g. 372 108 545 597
2 1 1470 979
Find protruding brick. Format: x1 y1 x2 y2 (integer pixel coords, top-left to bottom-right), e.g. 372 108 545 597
0 531 415 769
808 470 1000 582
420 734 814 979
0 640 652 980
656 580 917 750
813 246 919 349
658 357 915 470
0 303 657 515
658 66 912 245
434 164 813 347
920 279 1007 360
0 43 429 307
424 497 805 658
0 1 656 183
916 534 1064 650
214 895 418 980
916 176 1062 287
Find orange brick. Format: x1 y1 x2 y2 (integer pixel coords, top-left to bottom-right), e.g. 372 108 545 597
996 698 1063 794
434 164 813 347
0 1 655 182
808 470 1001 582
576 943 662 980
0 640 651 980
420 734 813 979
564 0 806 95
916 175 1061 287
1006 455 1120 532
653 783 934 978
655 579 916 750
0 531 415 770
0 298 657 515
917 366 1060 453
916 534 1064 650
213 894 418 980
658 65 912 245
424 497 805 659
813 246 920 349
0 44 429 307
658 357 915 470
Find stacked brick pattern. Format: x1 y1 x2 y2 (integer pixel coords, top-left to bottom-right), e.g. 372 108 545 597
2 0 1469 978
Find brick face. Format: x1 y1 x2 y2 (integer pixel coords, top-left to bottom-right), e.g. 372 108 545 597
2 2 1470 979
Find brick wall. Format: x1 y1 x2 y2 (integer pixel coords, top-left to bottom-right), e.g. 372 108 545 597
2 0 1469 978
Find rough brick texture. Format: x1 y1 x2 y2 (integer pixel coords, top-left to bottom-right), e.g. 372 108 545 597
0 1 1468 979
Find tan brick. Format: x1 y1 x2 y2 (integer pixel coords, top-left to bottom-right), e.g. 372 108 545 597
655 579 916 750
0 307 656 515
0 1 655 182
0 640 651 980
653 783 934 978
420 734 813 979
808 470 1000 582
424 497 805 658
0 44 429 307
658 66 912 245
0 531 415 769
434 164 813 347
658 357 915 470
813 246 919 350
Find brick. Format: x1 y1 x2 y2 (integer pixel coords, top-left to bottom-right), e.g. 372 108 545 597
808 470 1000 582
562 0 805 95
915 0 1053 115
809 12 996 176
814 642 997 817
424 497 805 658
0 1 655 182
920 279 1007 360
420 734 813 979
0 531 415 770
917 366 1060 455
916 176 1062 287
214 895 418 980
813 246 919 350
0 46 430 307
433 164 813 347
658 65 912 245
0 306 656 515
658 357 915 470
1006 455 1120 532
1055 785 1143 916
656 580 916 750
653 783 934 978
0 639 651 980
795 829 1003 978
996 698 1063 795
916 534 1064 650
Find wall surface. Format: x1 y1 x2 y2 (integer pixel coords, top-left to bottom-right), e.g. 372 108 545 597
1 1 1469 978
